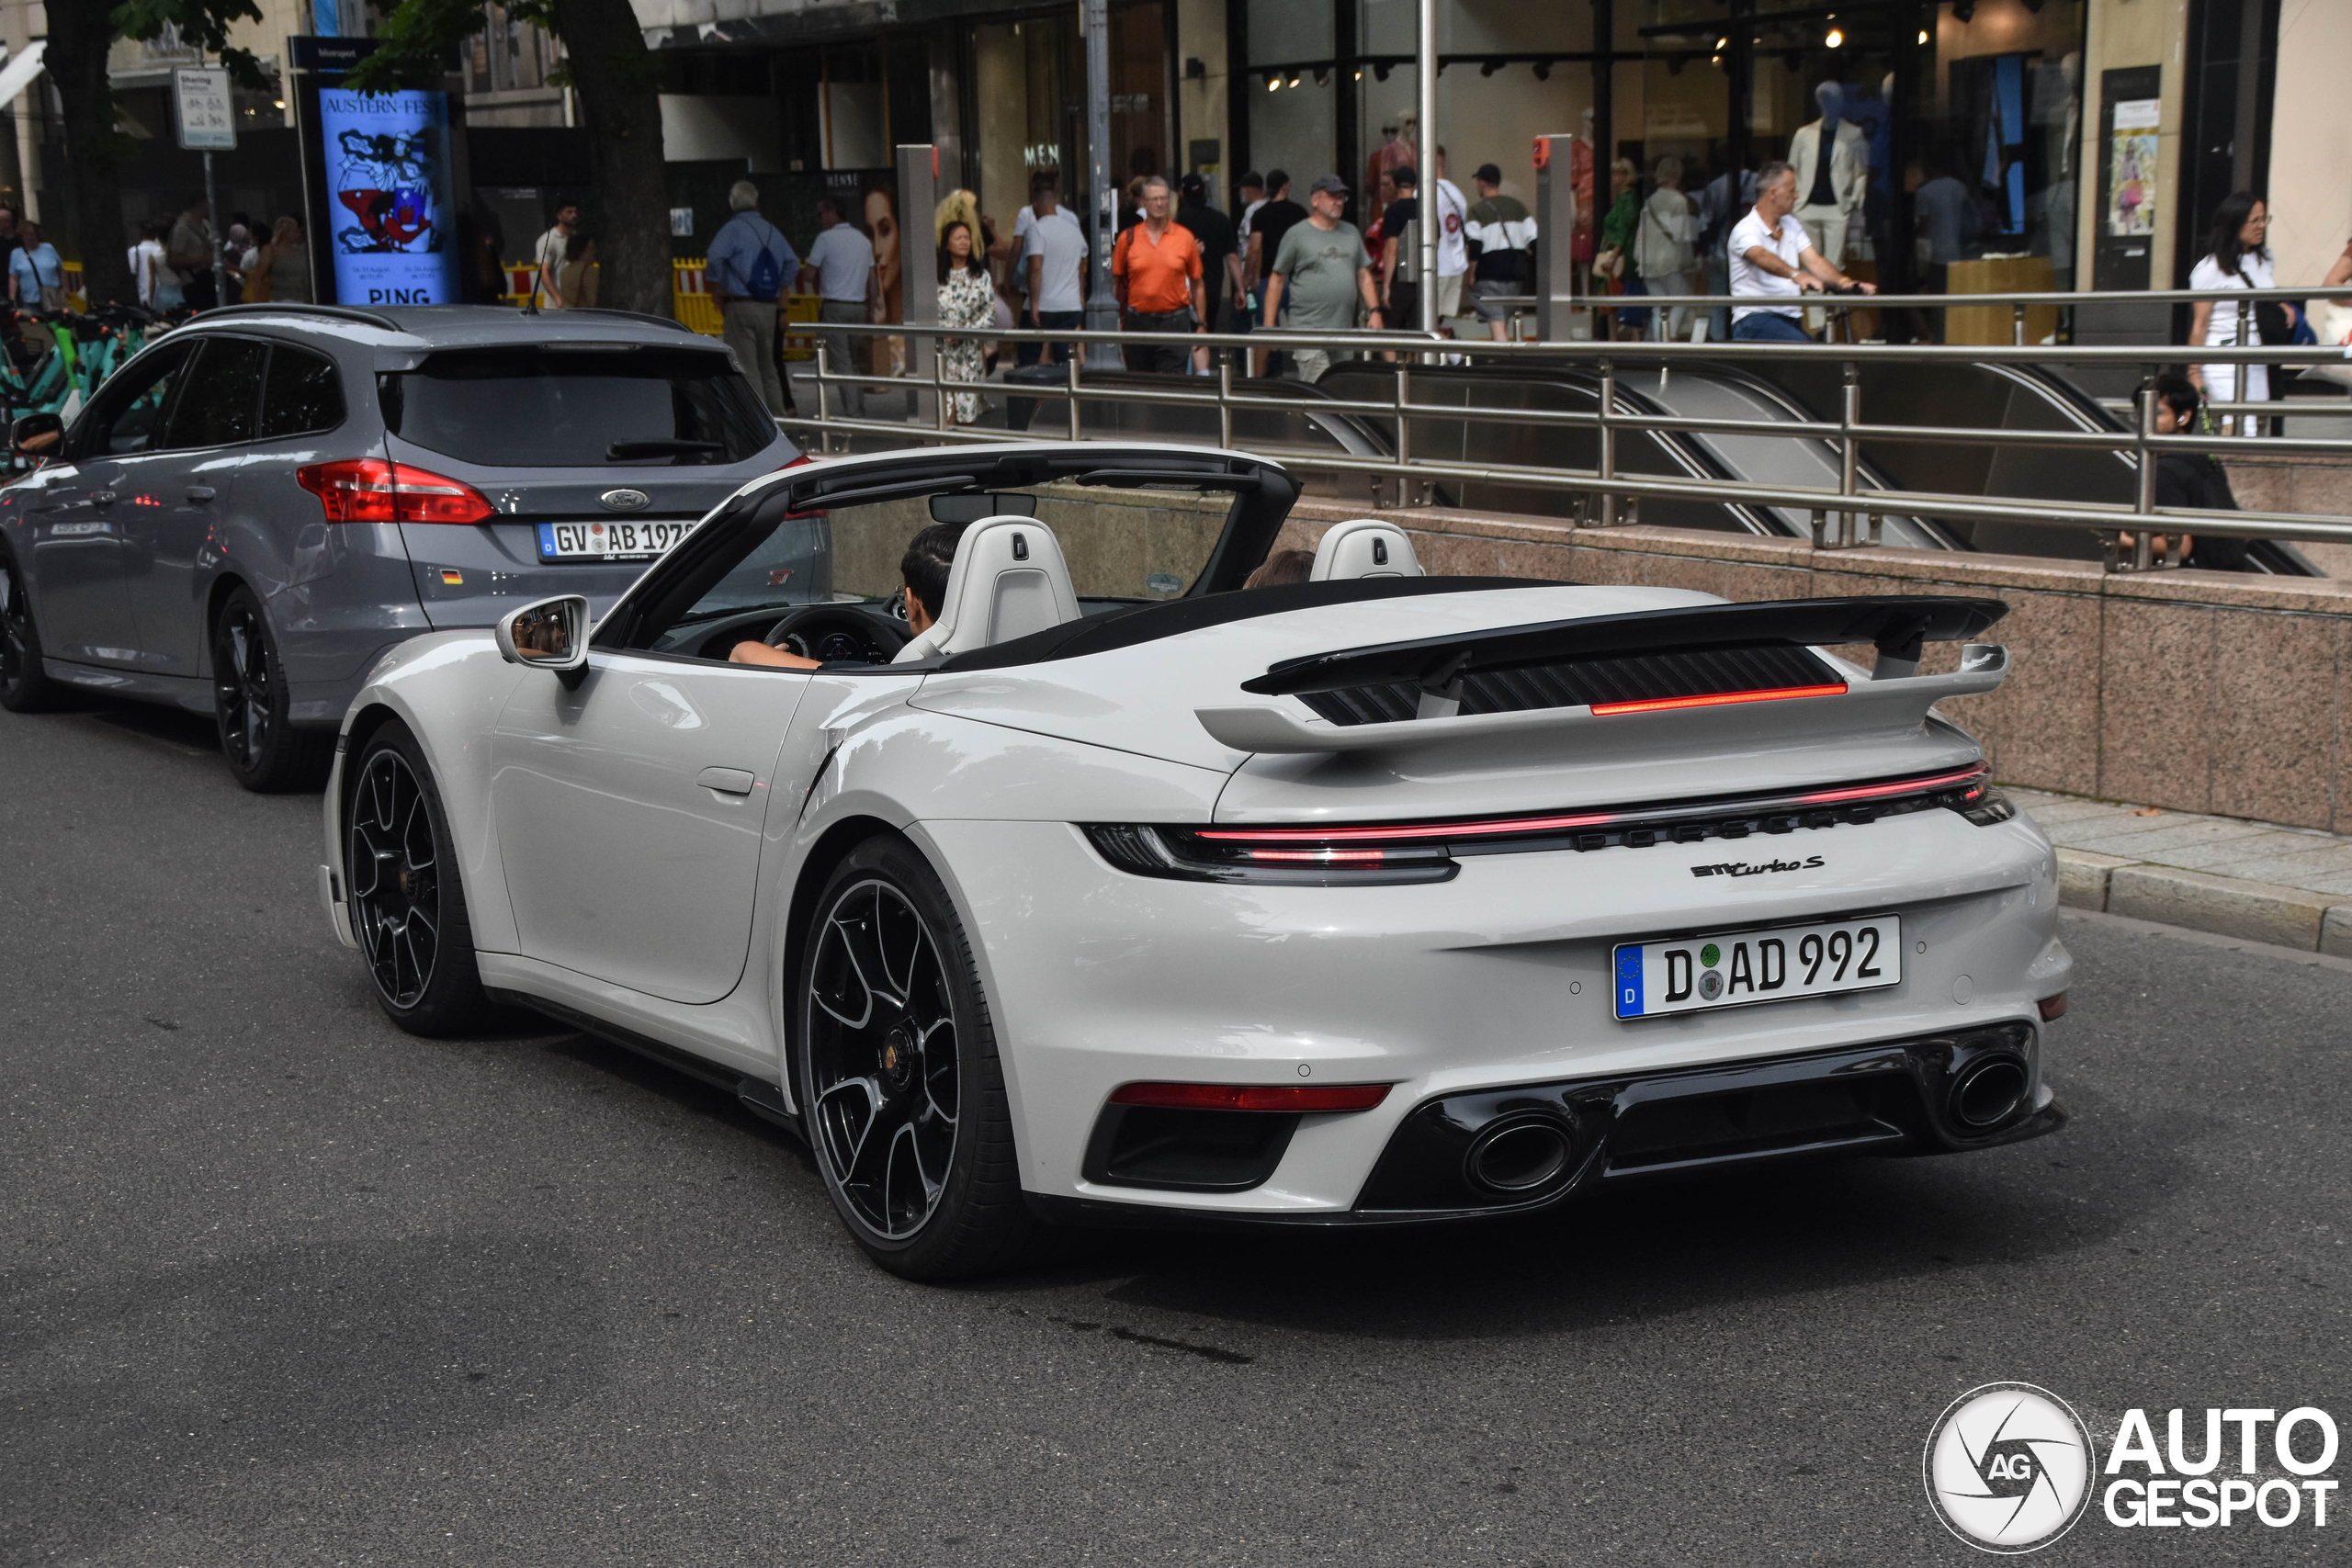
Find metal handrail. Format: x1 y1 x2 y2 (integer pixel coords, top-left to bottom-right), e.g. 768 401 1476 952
779 319 2352 565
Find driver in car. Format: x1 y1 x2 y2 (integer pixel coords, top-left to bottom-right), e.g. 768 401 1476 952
729 521 965 668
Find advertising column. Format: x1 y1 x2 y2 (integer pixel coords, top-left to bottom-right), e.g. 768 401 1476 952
315 86 462 305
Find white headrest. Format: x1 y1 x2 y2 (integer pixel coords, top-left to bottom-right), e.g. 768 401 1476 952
1310 519 1424 581
891 514 1081 662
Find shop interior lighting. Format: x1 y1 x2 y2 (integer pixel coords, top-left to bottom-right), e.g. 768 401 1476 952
1267 74 1280 92
1313 67 1329 85
1826 28 1844 47
1287 73 1302 88
1917 28 1930 43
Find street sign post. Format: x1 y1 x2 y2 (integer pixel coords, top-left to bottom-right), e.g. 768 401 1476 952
173 65 235 309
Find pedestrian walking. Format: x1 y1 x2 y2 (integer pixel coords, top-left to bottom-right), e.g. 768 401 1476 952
1430 148 1469 325
1111 176 1206 374
533 200 579 308
707 179 797 417
166 196 216 311
1728 160 1872 343
1245 171 1306 376
937 220 993 425
2188 192 2291 437
1636 155 1698 340
1174 174 1238 332
558 232 599 310
1020 173 1088 367
1233 171 1268 328
131 220 178 311
1465 163 1537 343
1375 164 1424 339
7 221 64 313
800 195 876 419
1594 158 1644 339
1261 174 1384 383
241 217 311 304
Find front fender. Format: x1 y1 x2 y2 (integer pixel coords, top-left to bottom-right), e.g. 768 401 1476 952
320 631 527 952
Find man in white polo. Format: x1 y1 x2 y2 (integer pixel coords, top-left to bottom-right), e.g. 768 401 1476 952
799 194 876 419
1729 159 1872 342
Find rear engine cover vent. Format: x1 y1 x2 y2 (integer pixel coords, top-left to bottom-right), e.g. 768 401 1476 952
1297 643 1841 727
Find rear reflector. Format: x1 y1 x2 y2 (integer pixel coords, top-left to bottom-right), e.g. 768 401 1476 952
1589 682 1848 716
1108 1082 1393 1113
2036 992 2068 1021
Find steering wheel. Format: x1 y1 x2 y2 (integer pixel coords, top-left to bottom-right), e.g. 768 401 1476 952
763 604 910 664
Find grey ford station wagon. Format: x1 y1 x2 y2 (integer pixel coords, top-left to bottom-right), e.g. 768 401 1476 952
0 303 801 788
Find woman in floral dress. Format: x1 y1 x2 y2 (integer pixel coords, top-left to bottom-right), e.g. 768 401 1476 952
936 221 993 425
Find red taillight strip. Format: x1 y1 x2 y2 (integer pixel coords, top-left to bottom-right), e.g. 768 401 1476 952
1194 765 1990 845
1242 848 1393 863
1589 682 1849 716
1110 1082 1394 1112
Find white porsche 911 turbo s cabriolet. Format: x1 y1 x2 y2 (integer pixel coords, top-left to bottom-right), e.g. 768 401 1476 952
318 442 2070 1279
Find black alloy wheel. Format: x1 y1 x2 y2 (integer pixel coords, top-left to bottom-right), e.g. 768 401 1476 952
209 587 332 791
346 722 491 1035
797 836 1035 1279
0 547 57 712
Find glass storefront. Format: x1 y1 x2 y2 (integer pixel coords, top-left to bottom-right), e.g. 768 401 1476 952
1242 0 2088 318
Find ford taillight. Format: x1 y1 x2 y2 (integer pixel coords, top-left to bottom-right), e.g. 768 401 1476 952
295 458 495 525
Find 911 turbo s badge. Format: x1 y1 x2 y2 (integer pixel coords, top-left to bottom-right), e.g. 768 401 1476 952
1690 855 1826 878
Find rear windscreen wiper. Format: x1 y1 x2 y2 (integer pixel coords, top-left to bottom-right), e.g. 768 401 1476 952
607 439 726 460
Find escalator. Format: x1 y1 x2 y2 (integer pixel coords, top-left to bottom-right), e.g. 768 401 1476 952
1317 355 2318 574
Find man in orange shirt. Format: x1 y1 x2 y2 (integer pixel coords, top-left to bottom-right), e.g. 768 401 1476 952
1113 175 1207 373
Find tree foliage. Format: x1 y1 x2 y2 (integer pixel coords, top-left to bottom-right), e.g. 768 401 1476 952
108 0 273 90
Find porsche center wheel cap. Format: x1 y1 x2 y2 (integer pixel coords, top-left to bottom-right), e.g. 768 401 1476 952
880 1025 916 1092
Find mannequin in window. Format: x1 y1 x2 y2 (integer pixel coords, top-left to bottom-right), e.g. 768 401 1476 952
1790 82 1869 271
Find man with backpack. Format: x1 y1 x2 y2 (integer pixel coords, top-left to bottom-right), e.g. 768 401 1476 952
707 179 798 415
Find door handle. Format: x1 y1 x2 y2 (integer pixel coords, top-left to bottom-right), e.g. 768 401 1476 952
186 485 216 502
91 489 116 507
695 766 757 795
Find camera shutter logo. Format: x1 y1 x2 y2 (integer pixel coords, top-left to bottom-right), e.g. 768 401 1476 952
1923 1383 2095 1553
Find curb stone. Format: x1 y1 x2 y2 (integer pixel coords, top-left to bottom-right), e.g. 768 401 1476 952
2053 848 2137 912
2104 863 2349 951
2324 906 2352 960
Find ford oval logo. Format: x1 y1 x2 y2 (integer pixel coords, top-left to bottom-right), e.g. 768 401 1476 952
600 488 651 513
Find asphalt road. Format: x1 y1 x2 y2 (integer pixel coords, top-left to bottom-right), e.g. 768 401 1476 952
4 696 2346 1568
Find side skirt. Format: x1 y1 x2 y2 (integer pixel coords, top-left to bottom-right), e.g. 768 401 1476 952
485 987 805 1142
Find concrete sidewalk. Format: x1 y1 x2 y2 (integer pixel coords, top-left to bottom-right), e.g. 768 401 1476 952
2010 786 2352 954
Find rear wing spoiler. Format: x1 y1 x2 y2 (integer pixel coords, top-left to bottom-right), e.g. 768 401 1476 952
1239 596 2007 696
1202 595 2010 755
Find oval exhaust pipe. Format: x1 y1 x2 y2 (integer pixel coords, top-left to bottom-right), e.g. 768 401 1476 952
1464 1114 1576 1195
1949 1055 2029 1131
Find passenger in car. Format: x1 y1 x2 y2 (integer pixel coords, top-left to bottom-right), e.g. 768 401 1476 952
1243 548 1315 589
730 521 967 668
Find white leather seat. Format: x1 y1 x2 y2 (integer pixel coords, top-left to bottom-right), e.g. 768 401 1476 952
1310 518 1424 581
892 515 1083 661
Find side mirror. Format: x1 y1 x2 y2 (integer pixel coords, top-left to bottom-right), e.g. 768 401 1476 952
10 412 62 468
495 594 591 671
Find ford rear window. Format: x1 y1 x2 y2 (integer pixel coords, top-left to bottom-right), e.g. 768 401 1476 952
379 345 779 468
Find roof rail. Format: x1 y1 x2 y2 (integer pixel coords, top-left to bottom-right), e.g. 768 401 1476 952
193 302 408 333
548 307 702 336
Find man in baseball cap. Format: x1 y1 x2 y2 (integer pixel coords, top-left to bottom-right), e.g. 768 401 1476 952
1262 174 1383 381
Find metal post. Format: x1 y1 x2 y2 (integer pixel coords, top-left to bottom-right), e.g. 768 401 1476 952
2134 372 2156 518
1534 134 1577 343
202 151 226 309
814 344 832 455
895 144 941 427
1839 360 1860 543
1217 350 1234 450
1082 0 1121 367
1416 0 1439 337
1067 346 1082 441
2011 303 2025 346
1383 359 1401 502
1597 358 1616 525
